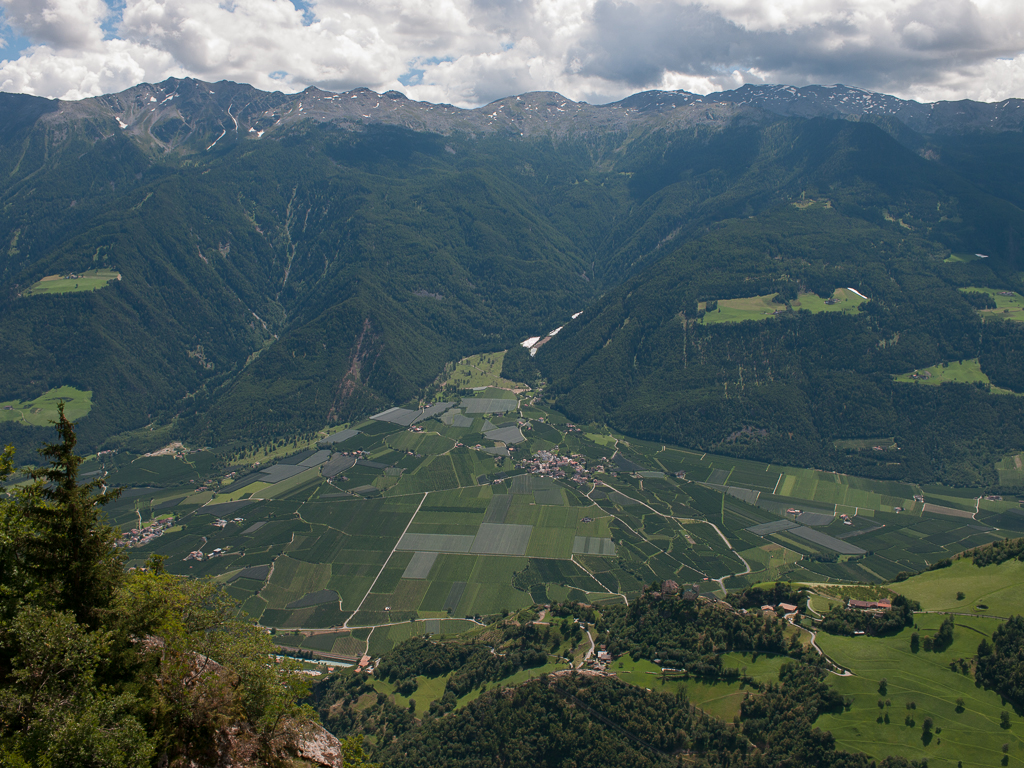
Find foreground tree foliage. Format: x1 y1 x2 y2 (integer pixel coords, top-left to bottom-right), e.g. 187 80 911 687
0 406 313 767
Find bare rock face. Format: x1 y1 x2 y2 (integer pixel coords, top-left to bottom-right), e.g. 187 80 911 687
294 722 345 767
163 720 343 767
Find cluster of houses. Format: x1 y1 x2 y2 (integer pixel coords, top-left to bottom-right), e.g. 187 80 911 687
185 546 230 562
758 602 799 618
212 516 246 529
517 449 595 483
847 598 892 611
119 516 175 548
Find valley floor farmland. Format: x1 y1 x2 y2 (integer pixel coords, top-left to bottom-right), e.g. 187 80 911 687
103 377 1023 660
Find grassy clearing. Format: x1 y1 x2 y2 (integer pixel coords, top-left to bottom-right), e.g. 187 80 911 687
698 293 784 324
893 359 992 388
22 268 121 296
699 289 865 325
441 351 529 391
791 288 867 315
816 615 1024 768
960 286 1024 322
261 467 323 499
0 386 93 425
609 653 783 721
893 557 1024 616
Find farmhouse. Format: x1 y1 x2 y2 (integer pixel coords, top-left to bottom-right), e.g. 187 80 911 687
848 599 892 611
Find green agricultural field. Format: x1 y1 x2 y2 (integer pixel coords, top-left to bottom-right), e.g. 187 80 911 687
960 286 1024 322
22 268 121 296
816 615 1024 768
699 289 866 325
119 397 1018 636
995 453 1024 486
0 386 93 425
893 359 996 388
206 481 272 503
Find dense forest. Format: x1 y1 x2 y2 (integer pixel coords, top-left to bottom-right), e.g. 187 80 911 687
539 195 1024 484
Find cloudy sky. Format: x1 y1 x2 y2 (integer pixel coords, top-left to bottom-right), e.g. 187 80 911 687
1 0 1023 106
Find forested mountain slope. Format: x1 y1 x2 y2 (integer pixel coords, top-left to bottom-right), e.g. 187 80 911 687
537 120 1024 483
0 78 1022 481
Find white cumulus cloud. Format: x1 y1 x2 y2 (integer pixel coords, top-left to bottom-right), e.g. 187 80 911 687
0 0 1022 104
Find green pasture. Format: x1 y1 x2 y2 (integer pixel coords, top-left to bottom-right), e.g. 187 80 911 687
791 288 867 315
817 615 1024 768
698 293 785 324
893 359 994 388
441 351 529 391
0 386 93 425
894 557 1024 616
22 268 121 296
960 286 1024 322
608 653 786 721
737 544 802 583
699 289 865 325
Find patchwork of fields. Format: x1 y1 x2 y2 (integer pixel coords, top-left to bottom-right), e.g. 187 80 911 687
96 379 1021 658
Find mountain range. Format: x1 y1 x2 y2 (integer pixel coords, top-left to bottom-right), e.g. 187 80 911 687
1 78 1023 484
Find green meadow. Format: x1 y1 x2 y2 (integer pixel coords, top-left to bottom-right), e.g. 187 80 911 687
817 615 1024 768
441 351 529 391
894 556 1024 618
960 286 1024 322
22 268 121 296
893 359 993 387
699 288 866 325
0 386 93 425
